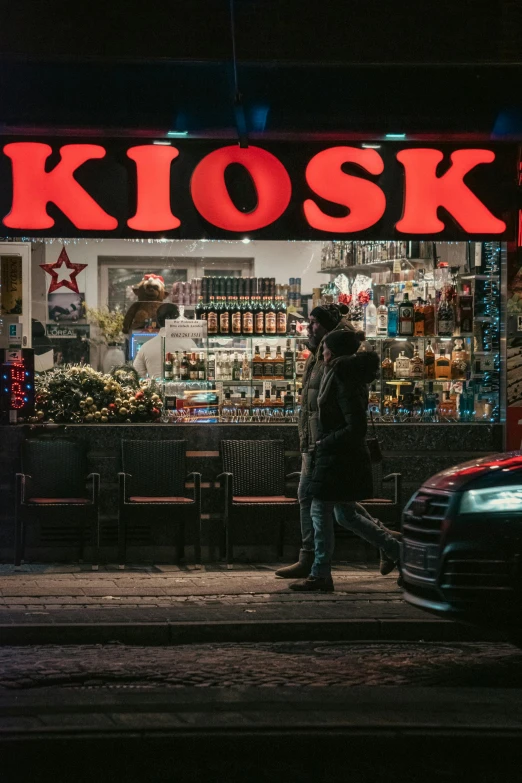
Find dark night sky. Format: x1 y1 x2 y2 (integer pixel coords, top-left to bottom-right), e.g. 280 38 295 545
0 0 518 63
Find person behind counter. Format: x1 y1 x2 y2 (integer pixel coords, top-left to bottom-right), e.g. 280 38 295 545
133 303 196 380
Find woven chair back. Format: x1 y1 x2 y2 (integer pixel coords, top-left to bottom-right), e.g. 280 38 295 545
22 438 88 498
121 440 187 497
221 440 286 497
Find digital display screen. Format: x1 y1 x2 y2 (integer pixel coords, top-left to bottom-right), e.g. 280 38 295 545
0 351 35 421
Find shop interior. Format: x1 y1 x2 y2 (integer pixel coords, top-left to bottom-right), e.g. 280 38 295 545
0 238 501 424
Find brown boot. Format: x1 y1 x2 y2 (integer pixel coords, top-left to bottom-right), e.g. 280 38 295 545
275 549 314 579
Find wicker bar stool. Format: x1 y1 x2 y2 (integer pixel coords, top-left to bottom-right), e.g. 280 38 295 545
118 439 201 568
218 440 299 565
15 437 100 569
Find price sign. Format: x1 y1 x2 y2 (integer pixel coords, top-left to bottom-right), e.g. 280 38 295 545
165 320 208 340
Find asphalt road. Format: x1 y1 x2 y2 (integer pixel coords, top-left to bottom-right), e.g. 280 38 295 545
1 640 522 689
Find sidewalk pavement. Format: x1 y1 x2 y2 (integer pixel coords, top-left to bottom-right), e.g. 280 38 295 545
0 563 504 644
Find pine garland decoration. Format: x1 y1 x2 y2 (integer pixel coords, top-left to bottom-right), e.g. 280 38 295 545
32 364 163 424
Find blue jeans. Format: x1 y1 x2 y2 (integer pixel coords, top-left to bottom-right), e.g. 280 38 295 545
310 500 401 579
298 452 316 553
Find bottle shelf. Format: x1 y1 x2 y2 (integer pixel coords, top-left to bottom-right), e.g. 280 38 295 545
319 259 428 275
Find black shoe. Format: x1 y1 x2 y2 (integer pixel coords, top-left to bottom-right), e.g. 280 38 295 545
289 576 334 593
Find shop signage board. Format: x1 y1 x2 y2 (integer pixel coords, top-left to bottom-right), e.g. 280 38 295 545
0 140 517 241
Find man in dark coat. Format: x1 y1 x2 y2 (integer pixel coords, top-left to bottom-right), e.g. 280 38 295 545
275 303 355 579
289 329 401 592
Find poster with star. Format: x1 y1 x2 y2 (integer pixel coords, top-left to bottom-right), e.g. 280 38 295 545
40 247 87 294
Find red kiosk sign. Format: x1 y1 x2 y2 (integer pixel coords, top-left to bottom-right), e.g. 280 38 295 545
0 141 515 239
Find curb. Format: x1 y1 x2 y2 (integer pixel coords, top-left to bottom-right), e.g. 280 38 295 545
0 618 506 645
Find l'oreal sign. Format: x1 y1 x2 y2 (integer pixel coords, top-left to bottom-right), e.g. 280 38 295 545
0 140 516 240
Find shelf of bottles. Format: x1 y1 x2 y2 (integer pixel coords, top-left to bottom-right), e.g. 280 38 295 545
321 241 501 423
161 337 308 424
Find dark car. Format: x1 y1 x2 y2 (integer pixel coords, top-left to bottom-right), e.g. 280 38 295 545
401 451 522 638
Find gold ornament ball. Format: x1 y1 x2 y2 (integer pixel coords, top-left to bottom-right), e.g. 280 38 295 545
85 413 94 422
100 408 108 415
137 404 146 413
119 407 128 416
79 400 86 408
114 397 122 406
37 411 45 420
151 394 160 401
101 415 108 423
85 397 94 406
128 396 136 404
129 406 137 414
93 411 102 419
28 416 39 424
103 385 110 392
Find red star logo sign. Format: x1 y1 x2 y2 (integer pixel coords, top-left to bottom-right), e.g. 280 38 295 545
40 247 88 294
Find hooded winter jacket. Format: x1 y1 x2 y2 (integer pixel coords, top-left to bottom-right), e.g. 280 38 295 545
297 317 355 453
307 350 379 502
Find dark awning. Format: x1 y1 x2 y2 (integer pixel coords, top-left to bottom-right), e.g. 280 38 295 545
1 59 521 140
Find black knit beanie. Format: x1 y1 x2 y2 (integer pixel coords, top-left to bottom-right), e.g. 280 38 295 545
310 304 346 331
324 329 364 357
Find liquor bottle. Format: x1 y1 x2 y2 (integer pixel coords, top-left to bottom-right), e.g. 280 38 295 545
387 294 398 337
252 345 264 379
457 291 474 335
263 346 274 378
231 278 242 335
254 279 265 335
196 293 206 321
180 352 189 381
409 345 424 380
270 385 278 405
295 343 309 377
163 352 173 380
381 348 394 380
207 282 218 335
439 390 457 418
207 353 216 381
241 352 250 381
242 278 254 335
189 352 198 380
222 352 232 381
263 389 272 411
424 382 438 418
377 297 388 336
264 293 277 335
451 338 468 379
172 352 180 380
423 295 436 336
395 351 411 379
412 387 424 419
232 352 241 381
413 298 425 336
424 339 435 379
219 278 230 335
435 348 451 380
284 339 294 380
276 296 287 335
398 293 414 336
365 291 377 337
284 385 294 415
252 388 262 413
437 292 455 337
197 352 206 381
273 345 285 379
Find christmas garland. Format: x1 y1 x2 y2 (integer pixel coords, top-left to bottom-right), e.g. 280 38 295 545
32 364 163 424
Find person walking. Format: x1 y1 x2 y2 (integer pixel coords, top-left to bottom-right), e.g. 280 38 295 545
275 303 355 579
289 329 401 592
